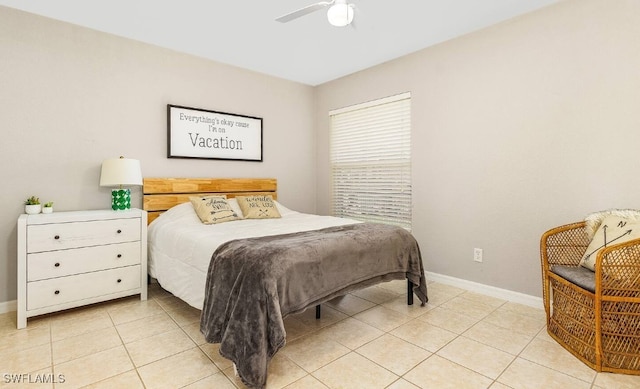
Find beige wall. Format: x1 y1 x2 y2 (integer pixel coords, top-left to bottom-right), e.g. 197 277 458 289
315 0 640 297
0 6 316 304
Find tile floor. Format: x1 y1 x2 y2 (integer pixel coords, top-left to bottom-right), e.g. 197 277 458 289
2 280 640 389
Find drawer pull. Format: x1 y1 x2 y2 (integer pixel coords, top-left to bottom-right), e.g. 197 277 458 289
54 290 60 295
117 254 122 258
117 279 122 283
54 262 60 267
117 229 122 234
54 235 60 240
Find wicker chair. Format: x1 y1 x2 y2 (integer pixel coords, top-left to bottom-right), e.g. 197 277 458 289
540 221 640 375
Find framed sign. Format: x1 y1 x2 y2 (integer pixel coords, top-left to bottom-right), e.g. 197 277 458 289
167 104 263 161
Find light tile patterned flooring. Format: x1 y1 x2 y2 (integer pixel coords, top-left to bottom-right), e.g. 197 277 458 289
2 280 640 389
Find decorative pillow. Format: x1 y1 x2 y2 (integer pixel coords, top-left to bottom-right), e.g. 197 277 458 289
236 195 282 219
584 209 640 240
579 216 640 271
189 195 243 224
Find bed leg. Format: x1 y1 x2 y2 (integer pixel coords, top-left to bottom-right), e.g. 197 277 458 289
407 279 414 305
315 304 321 319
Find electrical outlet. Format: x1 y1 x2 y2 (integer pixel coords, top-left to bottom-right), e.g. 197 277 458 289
473 248 483 263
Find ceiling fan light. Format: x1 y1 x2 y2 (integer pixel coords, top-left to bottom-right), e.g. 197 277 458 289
327 3 354 27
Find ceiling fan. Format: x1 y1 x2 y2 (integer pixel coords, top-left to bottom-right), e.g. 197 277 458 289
276 0 356 27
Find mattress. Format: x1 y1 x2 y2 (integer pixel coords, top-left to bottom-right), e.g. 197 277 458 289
147 200 358 309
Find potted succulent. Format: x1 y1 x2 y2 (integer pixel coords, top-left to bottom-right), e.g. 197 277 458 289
25 196 41 214
42 201 54 214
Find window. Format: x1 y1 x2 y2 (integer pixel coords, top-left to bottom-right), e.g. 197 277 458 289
330 92 411 230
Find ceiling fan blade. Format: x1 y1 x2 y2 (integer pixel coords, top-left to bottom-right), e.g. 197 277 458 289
276 1 333 23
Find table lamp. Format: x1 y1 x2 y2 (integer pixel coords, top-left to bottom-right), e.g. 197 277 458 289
99 156 142 210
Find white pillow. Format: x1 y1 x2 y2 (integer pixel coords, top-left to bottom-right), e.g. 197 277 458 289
579 215 640 271
584 209 640 240
227 198 244 218
273 200 296 217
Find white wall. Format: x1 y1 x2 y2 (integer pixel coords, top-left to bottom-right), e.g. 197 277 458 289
315 0 640 297
0 6 316 305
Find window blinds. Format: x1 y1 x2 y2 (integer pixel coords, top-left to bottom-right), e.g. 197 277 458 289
329 92 411 230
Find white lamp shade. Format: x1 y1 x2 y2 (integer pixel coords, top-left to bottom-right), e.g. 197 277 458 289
327 1 354 27
99 157 143 187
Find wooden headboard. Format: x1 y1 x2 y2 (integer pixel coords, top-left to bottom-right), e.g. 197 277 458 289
143 178 277 224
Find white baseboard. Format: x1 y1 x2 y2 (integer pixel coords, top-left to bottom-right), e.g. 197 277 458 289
0 299 17 314
0 275 542 314
426 272 543 309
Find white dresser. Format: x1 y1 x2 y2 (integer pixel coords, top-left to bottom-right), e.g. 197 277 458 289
17 209 147 329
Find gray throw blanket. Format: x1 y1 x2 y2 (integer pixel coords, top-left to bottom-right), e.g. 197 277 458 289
200 223 427 388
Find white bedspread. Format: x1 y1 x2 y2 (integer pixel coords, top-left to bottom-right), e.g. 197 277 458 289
147 201 358 309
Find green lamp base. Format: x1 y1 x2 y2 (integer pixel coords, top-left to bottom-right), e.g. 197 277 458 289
111 189 131 210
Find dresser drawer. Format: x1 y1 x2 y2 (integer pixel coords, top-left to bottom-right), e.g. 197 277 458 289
27 218 140 253
27 265 141 310
27 241 141 281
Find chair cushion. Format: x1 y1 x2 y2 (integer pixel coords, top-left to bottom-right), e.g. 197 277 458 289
551 265 596 293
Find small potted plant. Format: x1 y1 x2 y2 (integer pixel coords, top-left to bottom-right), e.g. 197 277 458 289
25 196 41 214
42 201 54 214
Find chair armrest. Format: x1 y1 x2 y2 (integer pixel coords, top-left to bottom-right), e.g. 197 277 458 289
596 238 640 298
541 221 590 268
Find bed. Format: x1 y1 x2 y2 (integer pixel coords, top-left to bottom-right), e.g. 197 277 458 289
144 178 427 388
